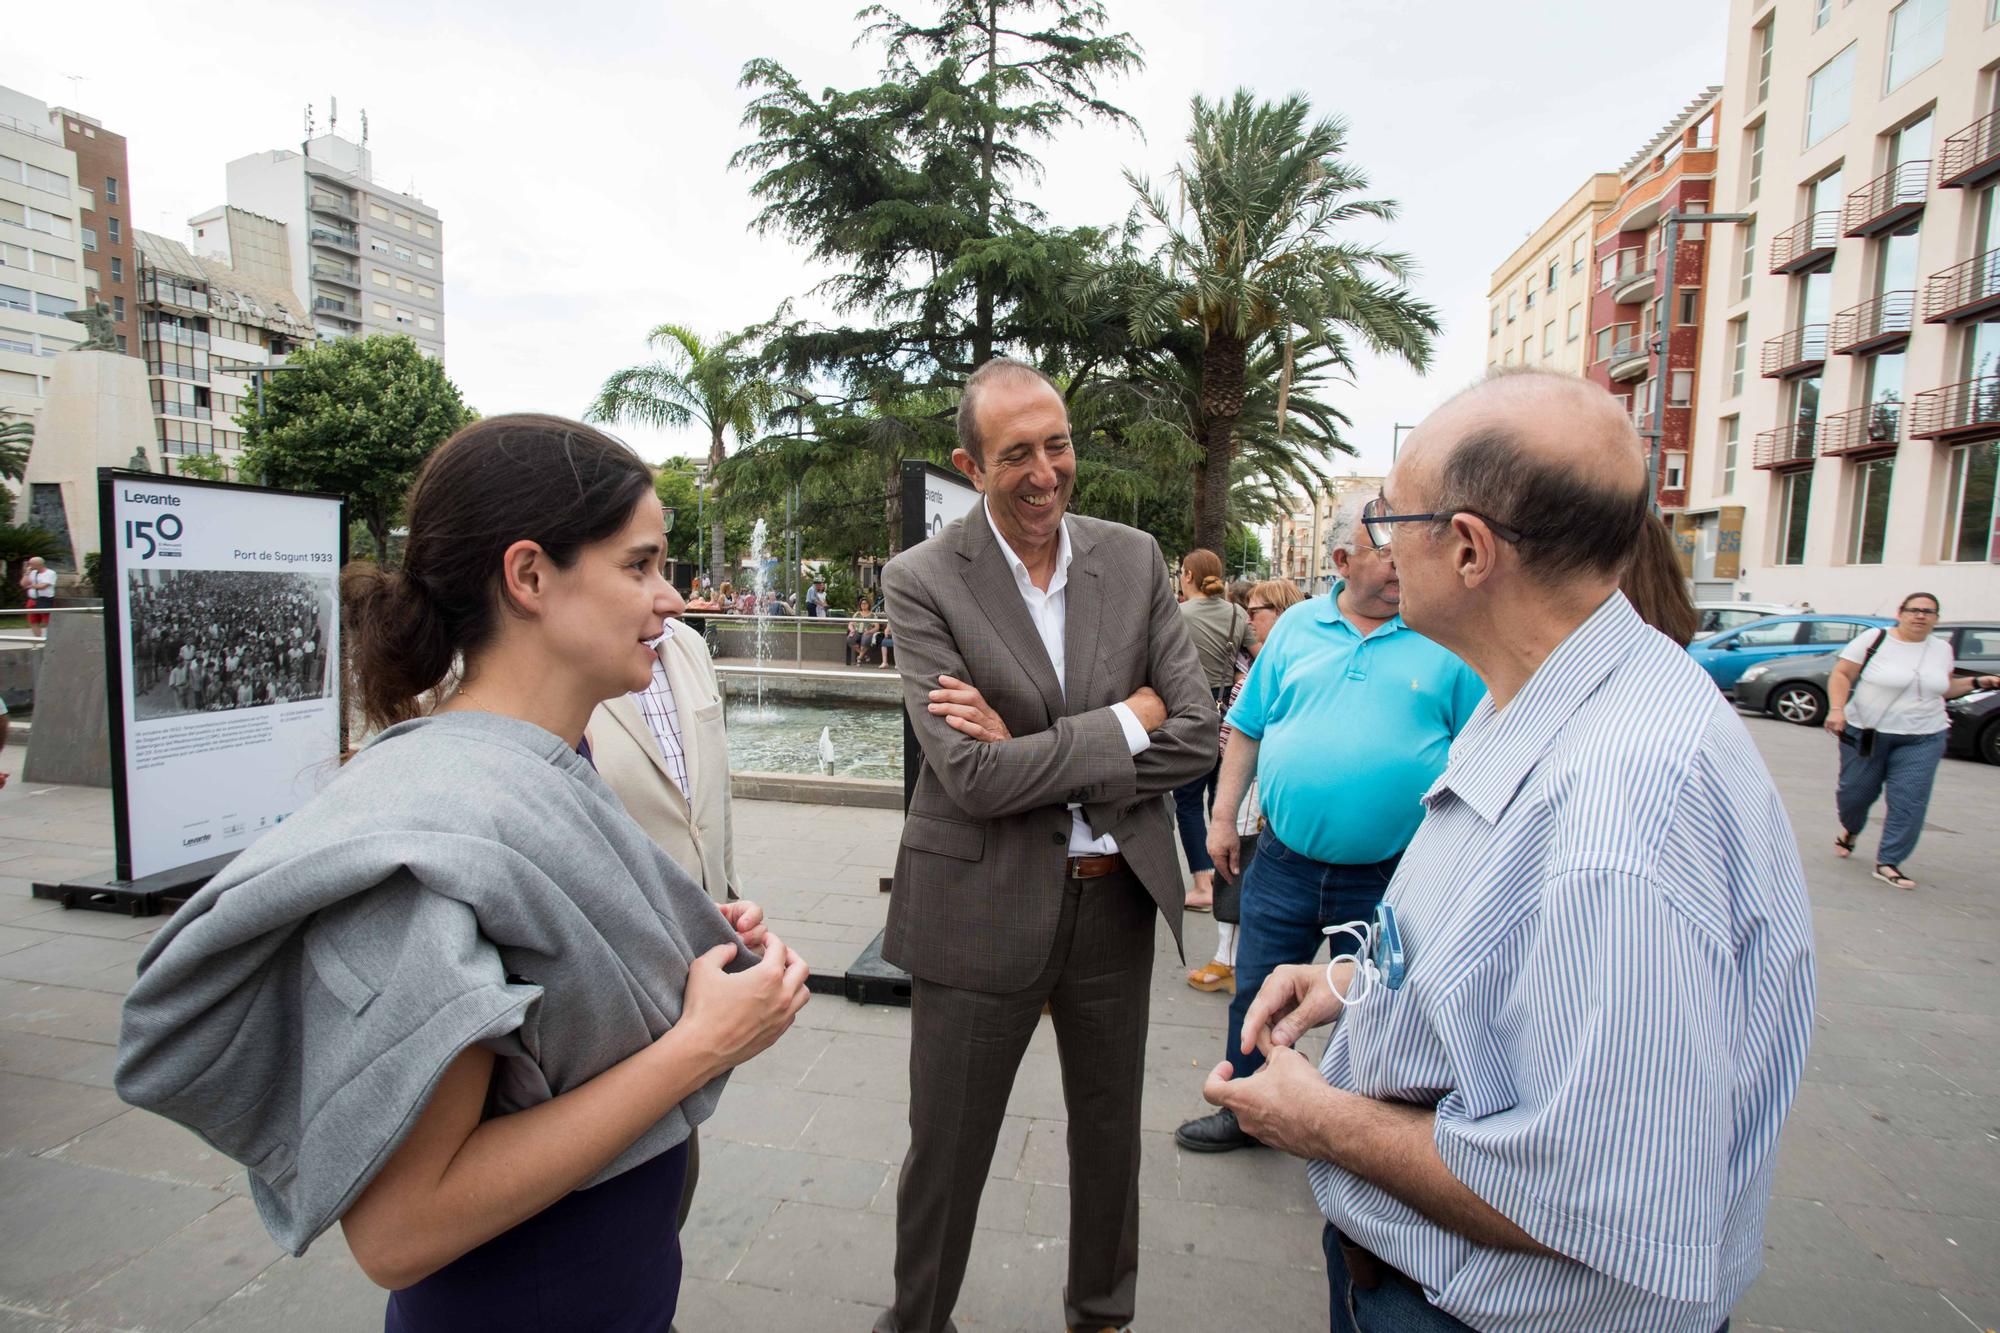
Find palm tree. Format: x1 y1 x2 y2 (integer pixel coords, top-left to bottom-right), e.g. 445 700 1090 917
0 418 31 485
1076 90 1440 551
586 326 794 588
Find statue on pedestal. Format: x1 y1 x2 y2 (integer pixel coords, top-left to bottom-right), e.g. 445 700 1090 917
63 303 118 352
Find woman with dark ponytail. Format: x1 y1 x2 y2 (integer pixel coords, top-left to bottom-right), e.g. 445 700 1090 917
1173 547 1252 911
117 415 809 1331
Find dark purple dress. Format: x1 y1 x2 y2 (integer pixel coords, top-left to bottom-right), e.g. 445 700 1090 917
383 1138 689 1332
384 737 689 1331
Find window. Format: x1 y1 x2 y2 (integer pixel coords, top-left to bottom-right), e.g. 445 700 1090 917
394 306 415 325
1847 458 1893 563
105 176 118 203
1571 235 1586 272
1806 619 1875 645
394 213 412 230
107 217 120 244
1567 304 1582 341
109 257 122 283
373 301 393 317
1506 293 1517 323
0 242 22 270
1746 122 1765 201
35 292 76 318
1737 620 1803 647
417 282 435 299
1542 322 1555 357
1503 348 1515 366
1490 305 1500 335
1806 45 1857 147
1525 285 1537 311
395 275 413 293
1941 441 1998 561
1721 415 1740 492
393 245 413 263
370 203 391 222
27 209 73 240
1754 19 1775 106
372 269 390 287
1546 260 1559 292
1738 220 1757 302
417 252 434 270
1814 0 1830 30
81 228 96 253
113 296 124 321
1886 0 1947 93
418 314 436 331
0 283 28 312
1777 471 1813 565
1669 370 1694 406
1730 319 1748 396
1694 114 1716 150
417 220 434 239
368 237 390 255
1520 336 1532 363
32 250 74 280
1677 288 1701 325
115 333 126 353
1665 452 1687 490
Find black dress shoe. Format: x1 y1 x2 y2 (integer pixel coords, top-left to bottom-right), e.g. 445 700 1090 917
1174 1107 1260 1153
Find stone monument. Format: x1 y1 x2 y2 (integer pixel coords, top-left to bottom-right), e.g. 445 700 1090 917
17 340 158 573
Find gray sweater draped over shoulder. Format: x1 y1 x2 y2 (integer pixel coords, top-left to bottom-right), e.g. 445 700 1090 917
115 711 746 1255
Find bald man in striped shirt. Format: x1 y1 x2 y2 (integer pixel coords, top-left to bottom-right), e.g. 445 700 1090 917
1205 372 1814 1333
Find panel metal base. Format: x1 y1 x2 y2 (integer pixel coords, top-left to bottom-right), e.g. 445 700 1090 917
31 852 237 917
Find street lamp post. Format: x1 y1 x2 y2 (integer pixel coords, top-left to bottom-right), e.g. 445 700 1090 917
1392 422 1415 462
1644 210 1750 514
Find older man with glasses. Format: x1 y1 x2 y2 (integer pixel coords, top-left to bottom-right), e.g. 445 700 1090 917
1202 370 1815 1333
1174 497 1483 1154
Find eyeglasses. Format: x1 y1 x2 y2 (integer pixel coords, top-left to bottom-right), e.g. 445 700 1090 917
1902 606 1939 616
1361 496 1528 552
1248 603 1278 614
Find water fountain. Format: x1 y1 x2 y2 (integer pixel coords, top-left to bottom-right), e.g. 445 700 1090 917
747 517 770 713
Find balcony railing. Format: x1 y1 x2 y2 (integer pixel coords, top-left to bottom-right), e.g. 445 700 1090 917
1909 376 2000 440
1830 291 1915 355
1606 334 1650 382
1761 325 1828 378
1938 109 2000 190
1598 248 1647 292
309 192 358 221
1923 250 2000 324
140 279 209 313
312 295 355 316
1817 403 1902 457
311 261 360 287
308 226 359 254
155 401 213 422
1753 421 1818 470
1768 212 1840 274
1843 161 1929 236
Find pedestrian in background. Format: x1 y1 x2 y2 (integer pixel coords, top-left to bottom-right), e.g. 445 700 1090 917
1827 592 1999 890
1186 576 1306 994
20 557 55 640
1174 547 1254 911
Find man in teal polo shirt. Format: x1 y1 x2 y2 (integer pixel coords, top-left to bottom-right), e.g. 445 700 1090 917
1176 499 1483 1152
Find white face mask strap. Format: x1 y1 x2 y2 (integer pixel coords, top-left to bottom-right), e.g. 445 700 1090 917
1322 920 1376 1009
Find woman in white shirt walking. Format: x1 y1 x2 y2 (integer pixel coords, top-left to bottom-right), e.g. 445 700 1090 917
1826 592 1999 889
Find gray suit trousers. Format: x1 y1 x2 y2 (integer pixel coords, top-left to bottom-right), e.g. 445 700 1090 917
877 866 1155 1333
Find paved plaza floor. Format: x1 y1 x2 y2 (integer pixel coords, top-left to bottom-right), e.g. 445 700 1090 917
0 715 1994 1332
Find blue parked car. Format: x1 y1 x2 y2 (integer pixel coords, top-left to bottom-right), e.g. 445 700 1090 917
1687 613 1894 692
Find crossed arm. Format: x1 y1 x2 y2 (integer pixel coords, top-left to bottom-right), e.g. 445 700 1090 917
1206 963 1552 1256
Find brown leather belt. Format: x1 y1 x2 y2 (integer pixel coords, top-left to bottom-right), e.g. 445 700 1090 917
1066 853 1126 880
1335 1230 1423 1298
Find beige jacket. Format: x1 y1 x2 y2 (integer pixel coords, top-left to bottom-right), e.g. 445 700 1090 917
586 624 740 902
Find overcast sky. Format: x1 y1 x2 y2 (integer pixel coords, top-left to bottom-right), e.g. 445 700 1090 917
8 0 1725 483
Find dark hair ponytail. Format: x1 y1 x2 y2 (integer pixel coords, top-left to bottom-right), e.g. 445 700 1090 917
342 413 652 733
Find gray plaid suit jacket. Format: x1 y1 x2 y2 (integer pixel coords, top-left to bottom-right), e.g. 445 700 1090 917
880 507 1218 993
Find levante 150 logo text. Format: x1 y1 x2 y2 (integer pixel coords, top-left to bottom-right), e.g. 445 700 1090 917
123 491 185 560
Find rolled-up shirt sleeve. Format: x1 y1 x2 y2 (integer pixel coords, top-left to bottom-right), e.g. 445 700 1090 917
1429 866 1733 1306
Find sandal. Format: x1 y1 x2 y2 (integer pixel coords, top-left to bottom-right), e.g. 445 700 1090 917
1186 961 1235 993
1873 864 1917 890
1834 831 1856 859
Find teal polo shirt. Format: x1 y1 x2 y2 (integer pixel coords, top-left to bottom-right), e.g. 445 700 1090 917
1227 586 1484 865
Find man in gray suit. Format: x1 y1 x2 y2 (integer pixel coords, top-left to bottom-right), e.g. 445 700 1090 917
874 359 1217 1333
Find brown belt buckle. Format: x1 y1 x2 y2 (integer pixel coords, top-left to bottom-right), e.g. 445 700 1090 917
1067 853 1122 880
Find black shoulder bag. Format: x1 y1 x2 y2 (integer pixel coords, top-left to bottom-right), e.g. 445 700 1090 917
1842 629 1891 757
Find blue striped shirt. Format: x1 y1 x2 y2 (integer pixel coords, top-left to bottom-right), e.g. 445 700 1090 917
1311 592 1815 1333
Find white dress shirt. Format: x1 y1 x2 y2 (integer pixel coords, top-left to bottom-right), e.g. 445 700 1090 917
982 500 1151 855
630 621 690 799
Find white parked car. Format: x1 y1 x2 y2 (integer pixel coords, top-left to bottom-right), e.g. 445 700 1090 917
1692 601 1799 640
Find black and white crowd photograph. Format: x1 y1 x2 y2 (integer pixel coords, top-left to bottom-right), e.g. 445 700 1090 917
127 569 337 721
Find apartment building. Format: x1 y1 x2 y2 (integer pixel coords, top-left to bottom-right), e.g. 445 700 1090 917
0 87 88 423
213 128 444 361
1585 89 1725 511
57 109 137 359
136 231 314 467
1487 174 1621 376
1271 474 1387 592
1688 0 1998 616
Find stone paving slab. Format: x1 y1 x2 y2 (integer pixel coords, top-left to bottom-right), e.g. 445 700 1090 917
0 722 1994 1331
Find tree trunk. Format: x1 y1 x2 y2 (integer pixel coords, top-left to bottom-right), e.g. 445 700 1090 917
1193 329 1247 554
708 424 728 590
367 514 392 571
972 0 999 368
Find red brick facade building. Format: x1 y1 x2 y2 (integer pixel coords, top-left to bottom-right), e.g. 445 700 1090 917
55 110 137 358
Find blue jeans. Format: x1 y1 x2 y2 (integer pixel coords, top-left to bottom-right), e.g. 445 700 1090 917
1323 1226 1730 1333
1836 729 1947 867
1173 762 1219 875
1225 833 1399 1078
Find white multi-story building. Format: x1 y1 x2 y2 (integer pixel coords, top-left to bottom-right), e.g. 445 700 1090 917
1687 0 1999 616
0 87 88 424
1487 174 1622 376
1272 474 1387 592
199 127 444 362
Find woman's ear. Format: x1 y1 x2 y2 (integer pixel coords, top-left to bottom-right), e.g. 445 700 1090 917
498 540 550 617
